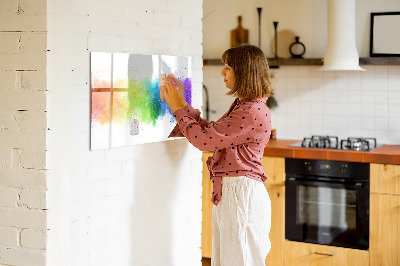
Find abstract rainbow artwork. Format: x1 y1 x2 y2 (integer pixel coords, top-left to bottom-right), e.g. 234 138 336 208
90 52 192 150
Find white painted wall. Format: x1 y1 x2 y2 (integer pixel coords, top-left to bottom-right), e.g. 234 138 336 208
203 0 400 58
46 0 203 266
203 0 400 145
0 0 48 265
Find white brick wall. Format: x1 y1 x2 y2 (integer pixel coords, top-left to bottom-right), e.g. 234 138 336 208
47 1 203 266
0 0 48 265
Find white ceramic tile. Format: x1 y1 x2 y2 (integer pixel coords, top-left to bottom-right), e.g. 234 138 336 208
362 65 375 74
388 131 400 144
374 77 388 91
273 76 287 90
311 114 324 128
374 130 389 144
374 90 388 104
388 91 400 104
361 129 375 138
375 104 389 117
297 102 312 114
335 72 349 90
348 75 362 90
336 128 349 140
322 70 335 78
362 116 375 130
272 67 286 77
361 75 374 91
323 127 337 135
348 70 361 81
311 127 324 136
348 116 362 129
311 102 324 113
348 128 362 137
298 67 311 78
336 115 348 128
348 90 362 103
348 103 362 116
388 104 400 117
374 65 388 78
310 77 324 90
311 87 323 101
361 90 375 104
336 90 349 103
310 67 324 77
374 117 389 130
286 126 301 139
285 66 298 77
323 103 336 115
323 87 336 103
388 117 400 131
323 115 336 129
287 113 300 127
388 76 400 91
298 77 311 89
361 104 375 116
388 65 400 76
323 76 336 91
286 77 299 89
336 103 349 116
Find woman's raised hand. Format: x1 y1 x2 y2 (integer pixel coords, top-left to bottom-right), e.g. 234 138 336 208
161 74 186 113
167 74 187 108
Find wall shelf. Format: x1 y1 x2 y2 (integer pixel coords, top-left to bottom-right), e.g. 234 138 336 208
203 57 400 67
359 57 400 65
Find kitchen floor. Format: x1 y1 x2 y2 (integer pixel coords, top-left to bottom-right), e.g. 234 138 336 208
202 257 211 266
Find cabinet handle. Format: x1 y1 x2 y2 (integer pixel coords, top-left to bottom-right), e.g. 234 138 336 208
314 252 335 257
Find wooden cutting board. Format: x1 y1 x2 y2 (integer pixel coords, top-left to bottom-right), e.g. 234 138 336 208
231 16 249 48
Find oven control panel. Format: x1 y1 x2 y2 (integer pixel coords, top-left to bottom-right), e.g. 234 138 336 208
286 158 369 180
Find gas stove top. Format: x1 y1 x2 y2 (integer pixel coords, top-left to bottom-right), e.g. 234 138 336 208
289 135 382 151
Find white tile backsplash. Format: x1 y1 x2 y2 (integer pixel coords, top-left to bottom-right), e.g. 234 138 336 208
203 65 400 144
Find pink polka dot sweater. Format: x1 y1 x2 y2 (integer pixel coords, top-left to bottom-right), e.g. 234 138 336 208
169 97 271 206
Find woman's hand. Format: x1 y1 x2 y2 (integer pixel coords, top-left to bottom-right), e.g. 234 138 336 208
167 74 187 108
161 75 186 113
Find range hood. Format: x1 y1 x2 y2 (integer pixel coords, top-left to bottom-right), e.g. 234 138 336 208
320 0 365 71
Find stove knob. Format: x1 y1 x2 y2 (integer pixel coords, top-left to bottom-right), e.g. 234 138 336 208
340 164 347 174
305 162 312 171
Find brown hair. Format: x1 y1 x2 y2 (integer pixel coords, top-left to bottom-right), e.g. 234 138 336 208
221 44 273 99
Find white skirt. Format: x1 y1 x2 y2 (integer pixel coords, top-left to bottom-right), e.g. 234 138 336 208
212 176 271 266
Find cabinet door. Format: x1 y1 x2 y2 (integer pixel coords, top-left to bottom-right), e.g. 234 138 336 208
264 184 284 266
262 156 285 185
370 163 400 195
284 241 369 266
202 152 213 258
370 193 400 266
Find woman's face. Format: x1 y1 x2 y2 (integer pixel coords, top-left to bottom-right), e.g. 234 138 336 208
220 64 235 89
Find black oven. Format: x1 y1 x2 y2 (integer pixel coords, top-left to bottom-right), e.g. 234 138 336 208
285 158 369 250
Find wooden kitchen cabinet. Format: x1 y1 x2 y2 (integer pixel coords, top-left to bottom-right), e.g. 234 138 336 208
370 163 400 266
264 184 285 266
370 193 400 266
202 152 213 258
284 241 369 266
262 156 285 266
201 154 286 266
370 163 400 195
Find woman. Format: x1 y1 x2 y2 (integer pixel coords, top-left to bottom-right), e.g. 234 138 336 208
162 44 273 266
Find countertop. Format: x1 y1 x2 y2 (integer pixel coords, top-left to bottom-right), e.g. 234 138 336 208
263 139 400 165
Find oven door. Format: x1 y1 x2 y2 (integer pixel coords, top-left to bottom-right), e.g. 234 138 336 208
285 177 369 250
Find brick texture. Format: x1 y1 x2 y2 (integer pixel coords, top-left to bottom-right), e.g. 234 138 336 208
0 0 47 264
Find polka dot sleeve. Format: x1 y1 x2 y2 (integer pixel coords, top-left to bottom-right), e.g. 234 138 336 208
173 106 256 152
168 105 210 138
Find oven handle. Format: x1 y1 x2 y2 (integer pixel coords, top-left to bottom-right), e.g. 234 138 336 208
286 177 364 189
314 252 335 257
